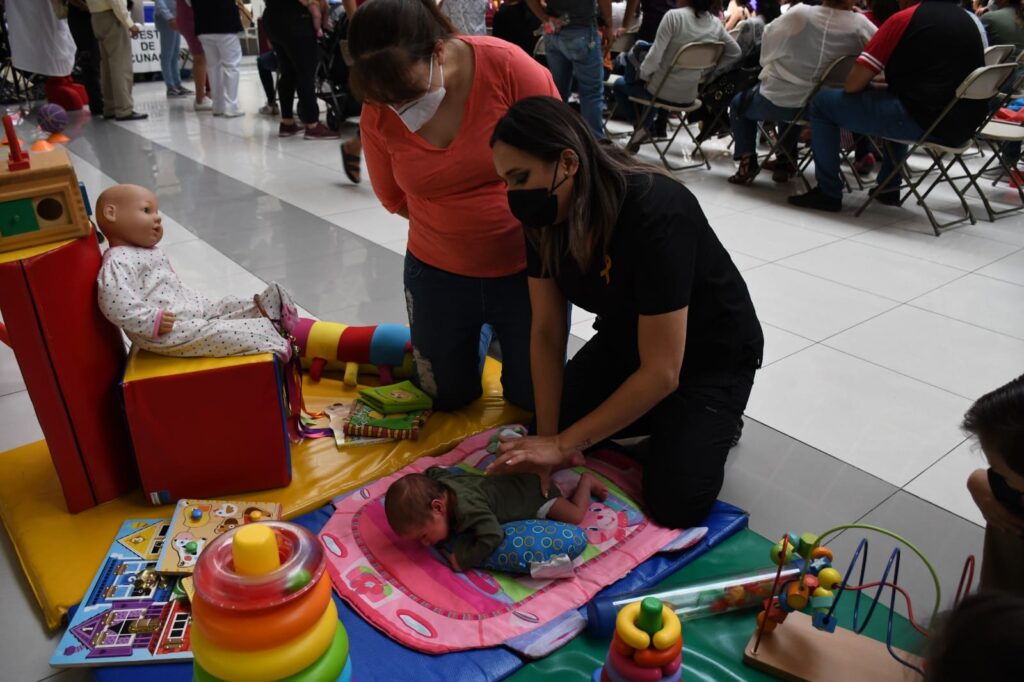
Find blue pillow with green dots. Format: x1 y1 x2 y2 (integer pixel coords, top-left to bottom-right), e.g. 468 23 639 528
478 520 588 574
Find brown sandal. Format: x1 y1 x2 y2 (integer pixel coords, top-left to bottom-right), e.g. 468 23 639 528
728 154 760 185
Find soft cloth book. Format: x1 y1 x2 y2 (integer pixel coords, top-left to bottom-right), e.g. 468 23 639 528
357 380 433 414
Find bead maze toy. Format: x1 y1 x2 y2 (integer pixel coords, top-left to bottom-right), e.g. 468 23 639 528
593 597 684 682
744 524 976 680
292 317 414 386
191 521 352 681
586 563 801 637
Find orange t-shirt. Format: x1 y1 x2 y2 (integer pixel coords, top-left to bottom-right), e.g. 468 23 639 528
361 36 559 278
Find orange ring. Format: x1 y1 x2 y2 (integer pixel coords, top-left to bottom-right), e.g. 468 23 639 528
634 635 682 667
192 573 333 650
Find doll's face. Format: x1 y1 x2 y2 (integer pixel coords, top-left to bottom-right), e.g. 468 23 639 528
96 184 164 248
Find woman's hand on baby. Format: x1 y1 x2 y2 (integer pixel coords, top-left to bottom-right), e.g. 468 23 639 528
968 468 1024 536
158 312 176 336
485 435 584 476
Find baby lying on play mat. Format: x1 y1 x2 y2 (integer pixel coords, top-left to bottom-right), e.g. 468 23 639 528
385 464 605 571
95 184 297 359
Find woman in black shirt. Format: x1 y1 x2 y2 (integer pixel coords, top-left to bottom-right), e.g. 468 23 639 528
487 96 763 528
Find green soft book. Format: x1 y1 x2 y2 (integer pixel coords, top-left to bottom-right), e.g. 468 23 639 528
358 380 433 414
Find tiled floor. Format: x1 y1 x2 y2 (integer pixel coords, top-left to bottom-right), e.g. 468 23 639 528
2 63 1022 679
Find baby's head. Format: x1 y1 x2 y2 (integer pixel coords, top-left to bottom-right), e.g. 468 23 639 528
963 374 1024 490
95 184 163 249
384 473 451 545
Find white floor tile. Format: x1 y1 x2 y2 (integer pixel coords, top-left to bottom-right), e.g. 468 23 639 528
323 206 410 247
0 391 43 452
760 323 814 367
571 305 596 324
976 248 1024 287
742 264 896 341
778 240 965 302
160 240 253 293
825 306 1024 400
745 345 971 487
744 201 885 238
912 274 1024 340
852 225 1020 272
727 251 766 272
570 320 597 341
0 325 25 396
960 219 1024 247
905 439 987 527
709 212 839 262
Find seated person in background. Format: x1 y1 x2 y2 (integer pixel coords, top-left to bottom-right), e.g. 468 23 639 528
789 0 986 212
863 0 901 24
96 184 297 359
385 467 607 571
981 0 1024 55
733 0 781 58
962 0 992 45
612 0 741 149
724 0 753 28
492 0 542 56
963 374 1024 596
727 0 876 184
924 593 1024 681
620 0 682 43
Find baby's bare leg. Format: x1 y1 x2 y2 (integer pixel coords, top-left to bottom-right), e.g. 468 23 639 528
545 473 608 525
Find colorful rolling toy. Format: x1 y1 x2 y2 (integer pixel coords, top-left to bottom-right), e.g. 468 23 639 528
191 522 352 682
292 317 414 386
594 597 683 682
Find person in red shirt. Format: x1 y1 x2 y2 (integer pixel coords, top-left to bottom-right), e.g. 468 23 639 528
348 0 559 411
789 0 986 212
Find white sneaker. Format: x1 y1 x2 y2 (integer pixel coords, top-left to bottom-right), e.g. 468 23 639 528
222 110 244 118
212 111 224 117
193 98 213 112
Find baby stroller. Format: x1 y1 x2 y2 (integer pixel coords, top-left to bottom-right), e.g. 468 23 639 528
316 4 360 131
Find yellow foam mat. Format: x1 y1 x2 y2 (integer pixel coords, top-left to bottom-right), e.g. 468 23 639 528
0 358 527 630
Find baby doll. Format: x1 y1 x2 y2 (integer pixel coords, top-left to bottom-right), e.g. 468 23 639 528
384 467 607 571
95 184 297 360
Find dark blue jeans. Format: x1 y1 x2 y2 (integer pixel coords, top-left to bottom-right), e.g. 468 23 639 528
613 40 656 129
809 88 925 199
544 25 606 138
728 84 802 160
403 251 534 412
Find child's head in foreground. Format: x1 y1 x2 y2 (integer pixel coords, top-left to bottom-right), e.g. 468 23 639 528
963 373 1024 487
384 473 452 545
924 592 1024 681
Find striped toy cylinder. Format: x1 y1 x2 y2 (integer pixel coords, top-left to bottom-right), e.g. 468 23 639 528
191 522 352 681
292 318 414 387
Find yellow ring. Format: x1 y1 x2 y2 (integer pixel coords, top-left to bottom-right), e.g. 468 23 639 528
653 606 681 650
191 600 338 682
615 602 650 650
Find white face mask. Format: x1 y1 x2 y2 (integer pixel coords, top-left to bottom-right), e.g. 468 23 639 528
390 56 446 132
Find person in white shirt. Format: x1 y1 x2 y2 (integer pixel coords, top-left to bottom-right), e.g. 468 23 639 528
726 0 875 184
85 0 147 120
612 0 741 147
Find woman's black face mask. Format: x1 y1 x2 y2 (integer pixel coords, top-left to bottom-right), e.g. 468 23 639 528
506 162 568 229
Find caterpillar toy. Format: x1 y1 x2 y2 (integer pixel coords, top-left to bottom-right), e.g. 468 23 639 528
292 318 414 386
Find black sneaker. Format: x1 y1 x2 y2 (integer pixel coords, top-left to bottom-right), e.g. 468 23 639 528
115 112 149 121
870 187 901 206
788 187 842 213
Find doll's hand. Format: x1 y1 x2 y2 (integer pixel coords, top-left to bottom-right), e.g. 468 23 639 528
968 469 1024 536
158 312 176 336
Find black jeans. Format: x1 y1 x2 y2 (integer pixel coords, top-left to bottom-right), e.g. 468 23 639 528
68 5 103 115
559 329 756 529
403 251 534 413
263 2 318 123
257 50 277 104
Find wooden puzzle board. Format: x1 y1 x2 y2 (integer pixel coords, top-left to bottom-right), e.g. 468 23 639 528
155 499 282 575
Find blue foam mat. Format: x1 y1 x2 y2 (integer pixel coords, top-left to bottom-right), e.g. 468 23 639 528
88 501 747 682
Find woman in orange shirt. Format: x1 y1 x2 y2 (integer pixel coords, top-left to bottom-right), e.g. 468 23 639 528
348 0 559 411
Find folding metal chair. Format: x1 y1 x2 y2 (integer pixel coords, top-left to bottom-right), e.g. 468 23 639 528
627 41 725 171
984 44 1016 66
754 54 860 192
854 63 1018 235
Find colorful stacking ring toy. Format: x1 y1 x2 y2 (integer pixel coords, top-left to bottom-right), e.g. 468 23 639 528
193 521 325 610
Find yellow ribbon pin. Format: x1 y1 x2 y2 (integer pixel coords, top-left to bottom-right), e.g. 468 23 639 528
600 255 612 285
